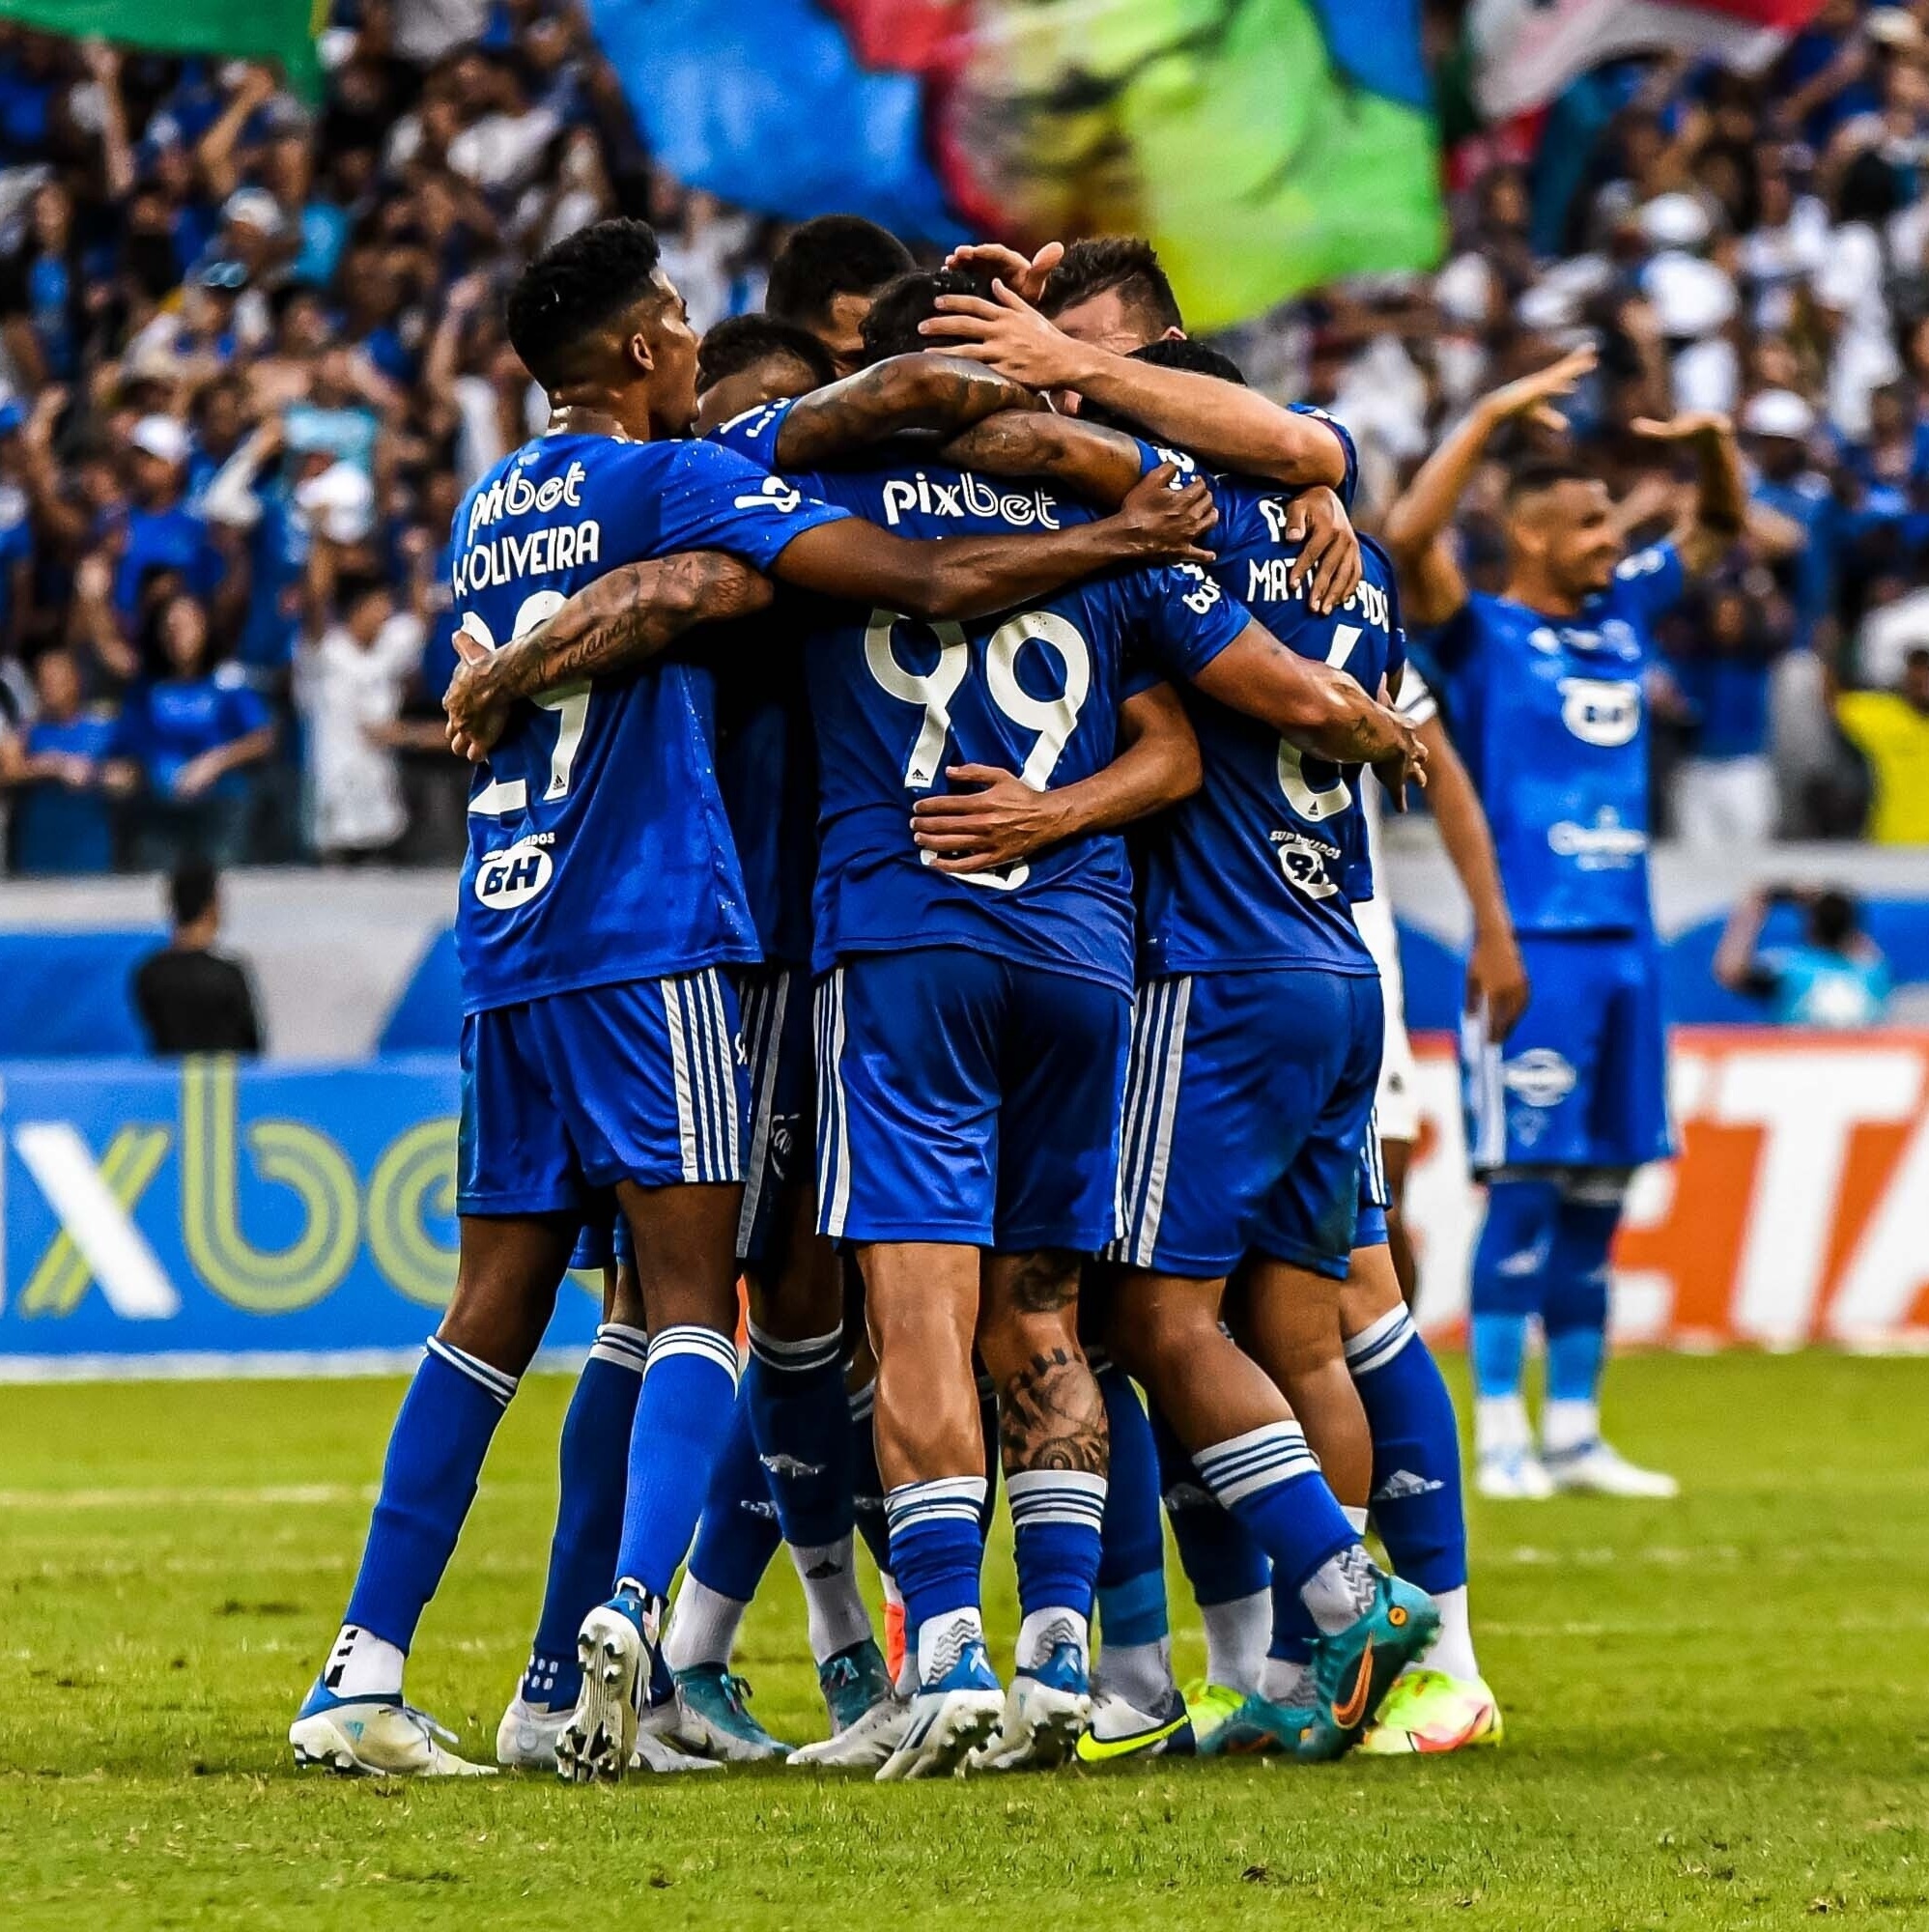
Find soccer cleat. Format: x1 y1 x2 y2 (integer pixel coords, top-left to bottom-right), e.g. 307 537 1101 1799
1543 1438 1679 1498
669 1664 791 1762
1182 1679 1250 1754
787 1641 907 1770
496 1691 572 1771
1293 1574 1441 1763
874 1637 1004 1782
1198 1690 1314 1757
882 1593 907 1689
1358 1668 1504 1755
290 1685 495 1777
969 1639 1092 1772
1475 1447 1556 1501
1075 1685 1196 1766
628 1714 724 1774
556 1583 669 1784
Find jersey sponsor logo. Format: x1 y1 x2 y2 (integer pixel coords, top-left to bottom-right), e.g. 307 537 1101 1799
876 469 1063 530
1171 562 1222 614
1558 675 1642 747
1501 1047 1577 1110
734 471 803 515
1547 808 1647 868
466 460 587 538
1270 826 1343 898
473 836 554 910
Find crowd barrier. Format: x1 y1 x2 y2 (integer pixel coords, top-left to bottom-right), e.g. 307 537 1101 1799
2 1033 1925 1378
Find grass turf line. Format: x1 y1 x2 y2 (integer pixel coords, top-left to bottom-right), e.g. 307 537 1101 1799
1 1351 1925 1930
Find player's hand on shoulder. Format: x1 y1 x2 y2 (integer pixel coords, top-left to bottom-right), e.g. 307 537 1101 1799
911 763 1070 869
1372 701 1429 814
1111 462 1217 563
1283 485 1361 616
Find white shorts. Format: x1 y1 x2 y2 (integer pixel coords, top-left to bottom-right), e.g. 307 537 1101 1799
1352 886 1421 1146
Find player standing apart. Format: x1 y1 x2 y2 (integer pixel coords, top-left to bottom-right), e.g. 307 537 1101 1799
1383 347 1745 1499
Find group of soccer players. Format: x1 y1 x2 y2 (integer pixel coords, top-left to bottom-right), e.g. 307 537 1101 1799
287 208 1745 1783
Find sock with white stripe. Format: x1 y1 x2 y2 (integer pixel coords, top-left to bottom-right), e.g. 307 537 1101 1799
885 1476 988 1687
1347 1304 1476 1676
665 1382 782 1671
613 1325 742 1602
521 1323 647 1710
332 1337 518 1696
1194 1422 1369 1635
1007 1468 1107 1672
1094 1366 1174 1706
747 1321 869 1665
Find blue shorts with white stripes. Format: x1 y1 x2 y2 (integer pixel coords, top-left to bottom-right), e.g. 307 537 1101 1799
1110 967 1382 1280
735 964 813 1267
814 947 1130 1251
1355 1116 1390 1252
458 971 749 1217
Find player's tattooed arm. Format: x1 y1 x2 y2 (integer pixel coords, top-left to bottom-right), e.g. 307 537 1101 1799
919 279 1350 490
1190 620 1430 807
1383 344 1599 629
441 550 774 760
910 680 1200 872
769 462 1217 621
769 353 1043 469
936 410 1149 507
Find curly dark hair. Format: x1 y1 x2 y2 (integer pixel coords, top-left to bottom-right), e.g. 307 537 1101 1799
696 314 837 396
506 217 664 387
858 266 994 363
766 214 915 327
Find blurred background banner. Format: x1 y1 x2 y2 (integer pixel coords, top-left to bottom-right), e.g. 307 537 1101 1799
0 1056 601 1376
0 0 323 97
584 0 1447 330
1467 0 1826 121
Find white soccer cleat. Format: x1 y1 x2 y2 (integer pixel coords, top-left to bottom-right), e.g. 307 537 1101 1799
874 1637 1004 1782
1475 1447 1556 1500
290 1698 496 1777
968 1643 1092 1773
630 1711 725 1775
1544 1438 1679 1498
787 1694 910 1770
496 1691 571 1771
556 1604 646 1784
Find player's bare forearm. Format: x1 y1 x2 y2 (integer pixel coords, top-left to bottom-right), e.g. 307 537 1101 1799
1382 400 1498 566
1032 681 1201 837
936 411 1149 509
1076 354 1347 489
1191 623 1428 788
772 464 1215 620
1418 712 1529 1036
1682 418 1747 577
443 552 773 757
773 355 1042 469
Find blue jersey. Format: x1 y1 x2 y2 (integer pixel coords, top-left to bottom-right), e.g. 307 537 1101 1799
1138 473 1403 978
713 400 1248 997
1418 543 1683 936
448 432 849 1015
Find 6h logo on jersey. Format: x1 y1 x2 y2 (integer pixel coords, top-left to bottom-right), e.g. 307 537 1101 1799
1558 676 1641 748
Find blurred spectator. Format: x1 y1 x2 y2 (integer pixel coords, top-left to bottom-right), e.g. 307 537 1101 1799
131 858 263 1055
115 589 274 867
1833 643 1929 842
1715 882 1892 1026
0 645 128 871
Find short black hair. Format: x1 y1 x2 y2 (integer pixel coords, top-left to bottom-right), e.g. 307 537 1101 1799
1810 889 1858 949
1039 237 1183 334
766 214 915 327
1076 336 1246 437
1505 459 1595 506
169 858 218 929
859 266 994 363
696 314 837 396
506 217 664 388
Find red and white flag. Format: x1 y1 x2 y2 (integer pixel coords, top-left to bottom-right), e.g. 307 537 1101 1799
1469 0 1826 122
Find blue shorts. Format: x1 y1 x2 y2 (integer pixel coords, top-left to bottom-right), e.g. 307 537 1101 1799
736 964 813 1268
815 947 1130 1252
1461 931 1671 1176
1355 1117 1390 1251
459 970 749 1218
1111 968 1383 1280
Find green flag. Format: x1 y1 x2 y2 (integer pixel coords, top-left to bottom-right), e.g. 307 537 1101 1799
0 0 324 100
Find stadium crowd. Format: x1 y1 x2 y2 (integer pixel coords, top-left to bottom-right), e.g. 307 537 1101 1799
0 1 1928 874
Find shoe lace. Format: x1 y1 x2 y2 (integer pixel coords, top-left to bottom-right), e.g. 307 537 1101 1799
822 1654 860 1692
397 1703 458 1749
720 1672 756 1715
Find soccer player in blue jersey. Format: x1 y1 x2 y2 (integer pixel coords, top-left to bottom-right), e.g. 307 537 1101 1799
291 218 1217 1781
1384 346 1747 1501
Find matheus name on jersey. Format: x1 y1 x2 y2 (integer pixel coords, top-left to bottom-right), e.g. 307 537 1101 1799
1137 468 1404 979
712 399 1248 997
1418 543 1682 936
449 431 848 1015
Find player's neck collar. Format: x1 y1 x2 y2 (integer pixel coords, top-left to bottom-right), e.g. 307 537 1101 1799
546 405 639 443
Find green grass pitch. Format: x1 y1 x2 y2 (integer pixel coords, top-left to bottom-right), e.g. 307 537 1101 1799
3 1351 1926 1930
